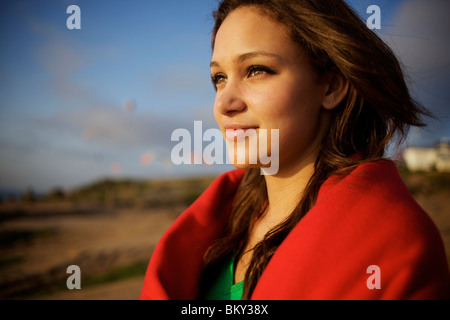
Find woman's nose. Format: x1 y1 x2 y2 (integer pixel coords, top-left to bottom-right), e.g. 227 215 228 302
214 81 247 116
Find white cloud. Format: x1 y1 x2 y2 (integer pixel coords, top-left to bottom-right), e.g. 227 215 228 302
38 105 185 149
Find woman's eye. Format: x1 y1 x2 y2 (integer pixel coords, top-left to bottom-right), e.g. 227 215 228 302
211 74 227 87
247 65 276 78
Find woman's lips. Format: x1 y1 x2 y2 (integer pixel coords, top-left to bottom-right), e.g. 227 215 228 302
224 125 259 141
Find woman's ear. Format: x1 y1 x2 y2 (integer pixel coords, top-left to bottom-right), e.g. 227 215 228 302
322 73 349 111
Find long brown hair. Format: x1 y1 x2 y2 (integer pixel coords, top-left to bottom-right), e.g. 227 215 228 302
199 0 431 299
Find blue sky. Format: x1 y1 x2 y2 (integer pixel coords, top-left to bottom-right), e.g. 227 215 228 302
1 0 449 193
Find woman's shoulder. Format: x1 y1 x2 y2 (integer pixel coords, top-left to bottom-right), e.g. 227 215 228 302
320 159 422 214
212 168 246 187
270 160 450 299
316 159 443 255
168 168 245 229
194 168 245 204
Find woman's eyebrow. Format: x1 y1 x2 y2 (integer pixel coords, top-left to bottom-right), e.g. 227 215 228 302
210 51 284 68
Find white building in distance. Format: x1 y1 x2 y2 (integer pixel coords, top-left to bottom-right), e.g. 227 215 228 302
403 139 450 172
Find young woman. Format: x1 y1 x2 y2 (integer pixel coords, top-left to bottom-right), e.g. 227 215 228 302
141 0 450 300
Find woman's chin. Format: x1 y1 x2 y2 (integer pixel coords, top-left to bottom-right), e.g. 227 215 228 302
229 161 259 170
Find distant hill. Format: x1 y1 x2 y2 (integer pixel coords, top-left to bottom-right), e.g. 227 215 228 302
2 166 449 210
39 175 218 209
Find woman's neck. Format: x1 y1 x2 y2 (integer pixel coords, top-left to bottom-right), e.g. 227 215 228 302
262 151 317 223
233 151 318 284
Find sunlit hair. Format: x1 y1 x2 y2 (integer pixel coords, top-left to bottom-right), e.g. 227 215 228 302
199 0 431 300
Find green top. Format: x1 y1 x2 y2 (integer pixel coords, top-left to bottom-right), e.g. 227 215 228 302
204 254 244 300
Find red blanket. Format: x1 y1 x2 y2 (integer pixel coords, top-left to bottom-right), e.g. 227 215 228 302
140 160 450 299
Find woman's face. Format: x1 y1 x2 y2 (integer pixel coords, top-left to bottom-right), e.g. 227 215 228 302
211 6 332 175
